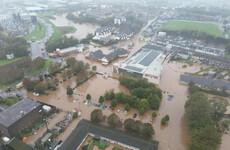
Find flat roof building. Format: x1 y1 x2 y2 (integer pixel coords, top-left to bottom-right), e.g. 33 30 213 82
60 119 159 150
0 98 42 137
113 44 166 84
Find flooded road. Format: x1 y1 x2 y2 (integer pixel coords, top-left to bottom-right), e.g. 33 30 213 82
50 13 99 40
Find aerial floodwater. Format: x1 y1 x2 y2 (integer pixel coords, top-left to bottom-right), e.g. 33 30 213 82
50 13 99 40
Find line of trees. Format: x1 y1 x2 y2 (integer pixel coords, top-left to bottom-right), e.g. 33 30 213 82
103 76 162 115
0 57 45 85
0 33 28 60
66 12 115 26
90 109 155 139
184 91 228 150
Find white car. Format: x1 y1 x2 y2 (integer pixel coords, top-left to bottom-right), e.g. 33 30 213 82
33 92 39 96
117 109 121 113
124 110 127 114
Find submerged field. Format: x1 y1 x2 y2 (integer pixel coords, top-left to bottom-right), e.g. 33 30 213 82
161 20 222 37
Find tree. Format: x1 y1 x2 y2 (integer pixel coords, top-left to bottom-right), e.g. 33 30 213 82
66 87 73 96
72 112 78 119
86 93 91 100
99 96 104 104
23 77 38 91
141 123 154 139
66 57 76 67
124 118 135 131
161 115 170 125
107 113 122 128
188 126 221 150
92 65 97 71
90 109 103 123
161 118 167 125
210 98 228 120
138 99 149 115
111 99 117 107
124 103 131 111
34 82 47 94
152 112 157 118
165 115 170 121
148 94 161 110
133 120 143 134
62 70 68 81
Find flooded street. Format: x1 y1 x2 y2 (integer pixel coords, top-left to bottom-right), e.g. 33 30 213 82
50 13 99 40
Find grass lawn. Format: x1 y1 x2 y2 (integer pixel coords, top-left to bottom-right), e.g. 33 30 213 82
57 26 77 35
223 120 230 125
0 97 19 106
0 57 23 66
28 59 54 76
23 23 46 40
226 53 230 59
161 20 222 37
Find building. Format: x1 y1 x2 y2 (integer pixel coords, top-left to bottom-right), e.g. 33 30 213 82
6 137 35 150
114 16 126 25
180 74 230 92
93 26 114 40
113 44 166 84
87 48 128 63
54 46 79 57
20 13 37 23
6 53 14 60
60 119 159 150
0 98 42 137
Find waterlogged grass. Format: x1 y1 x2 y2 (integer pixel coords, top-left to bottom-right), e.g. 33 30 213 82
161 20 222 37
0 57 23 66
57 26 77 35
23 23 46 40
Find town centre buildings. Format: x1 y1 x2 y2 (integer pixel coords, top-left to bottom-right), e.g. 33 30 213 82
113 44 166 84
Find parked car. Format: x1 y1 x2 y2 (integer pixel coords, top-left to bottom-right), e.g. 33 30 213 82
133 113 137 119
33 92 39 96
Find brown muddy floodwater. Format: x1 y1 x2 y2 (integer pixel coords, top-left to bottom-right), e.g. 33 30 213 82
50 13 99 40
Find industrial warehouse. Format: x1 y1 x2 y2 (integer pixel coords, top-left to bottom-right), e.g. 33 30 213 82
113 44 166 84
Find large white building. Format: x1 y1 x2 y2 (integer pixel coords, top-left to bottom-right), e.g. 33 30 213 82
93 26 114 40
113 44 166 84
114 16 126 25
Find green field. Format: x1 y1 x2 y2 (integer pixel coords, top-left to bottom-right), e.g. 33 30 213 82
28 59 54 76
0 57 23 66
161 20 222 37
23 23 46 40
57 26 76 35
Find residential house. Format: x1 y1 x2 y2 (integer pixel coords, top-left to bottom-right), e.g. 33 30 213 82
94 26 114 40
114 16 126 25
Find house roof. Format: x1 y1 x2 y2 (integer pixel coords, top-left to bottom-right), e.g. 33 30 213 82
0 98 41 128
180 74 230 90
89 50 105 60
95 26 114 33
142 44 164 52
7 137 35 150
60 119 159 150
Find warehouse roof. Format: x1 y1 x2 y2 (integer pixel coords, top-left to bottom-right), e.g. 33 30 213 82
60 119 159 150
0 98 41 128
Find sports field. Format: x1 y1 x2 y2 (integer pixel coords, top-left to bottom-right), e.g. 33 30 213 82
161 20 222 37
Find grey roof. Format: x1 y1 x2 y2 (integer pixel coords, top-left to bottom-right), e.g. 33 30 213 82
89 50 105 60
142 44 164 52
139 50 160 66
0 98 41 128
106 49 127 61
132 50 149 64
95 26 113 33
180 74 230 90
125 65 143 72
60 119 159 150
7 137 35 150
